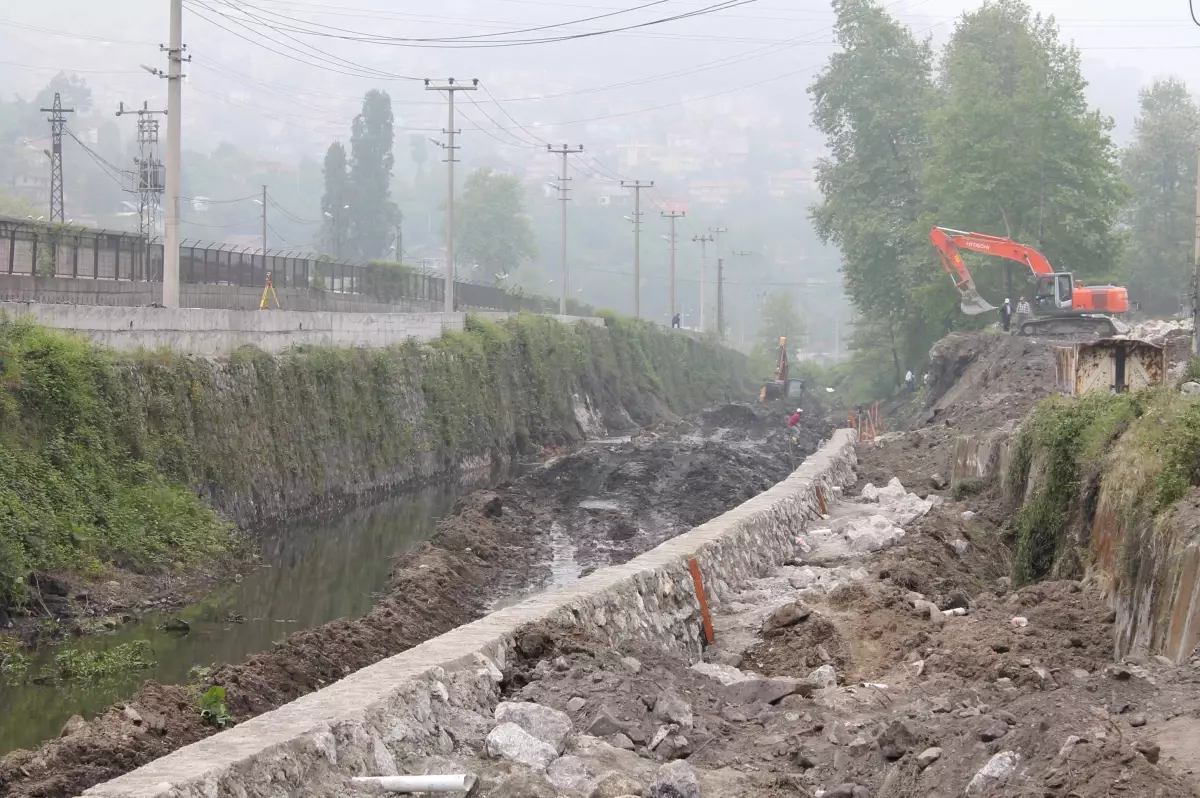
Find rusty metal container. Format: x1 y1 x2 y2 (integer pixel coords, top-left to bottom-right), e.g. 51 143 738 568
1054 338 1165 395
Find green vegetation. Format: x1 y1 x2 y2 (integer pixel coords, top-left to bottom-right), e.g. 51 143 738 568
810 0 1128 394
41 641 156 683
0 313 745 609
1005 390 1200 586
0 637 28 683
198 685 232 728
0 318 232 608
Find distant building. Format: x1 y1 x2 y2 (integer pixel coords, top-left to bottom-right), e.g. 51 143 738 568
767 169 814 198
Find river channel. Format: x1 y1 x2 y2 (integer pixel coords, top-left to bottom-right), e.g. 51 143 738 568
0 467 518 756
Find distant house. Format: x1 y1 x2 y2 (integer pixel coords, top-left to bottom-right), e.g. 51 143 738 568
768 169 814 198
10 137 52 209
687 178 750 207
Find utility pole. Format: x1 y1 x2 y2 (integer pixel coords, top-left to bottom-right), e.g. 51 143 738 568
394 209 403 262
729 250 752 344
40 92 74 223
144 0 190 307
622 180 653 318
1193 147 1200 354
261 184 268 252
549 144 584 315
116 101 165 279
425 78 478 313
692 233 713 331
661 209 685 323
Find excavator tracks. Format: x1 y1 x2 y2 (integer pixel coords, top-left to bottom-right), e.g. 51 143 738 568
1018 314 1117 338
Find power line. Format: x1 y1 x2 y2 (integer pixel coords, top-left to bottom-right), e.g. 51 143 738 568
202 0 759 47
184 0 421 80
266 197 322 224
245 0 678 43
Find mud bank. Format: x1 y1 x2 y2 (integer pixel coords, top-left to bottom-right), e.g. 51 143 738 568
0 403 831 798
1 313 747 637
51 429 852 798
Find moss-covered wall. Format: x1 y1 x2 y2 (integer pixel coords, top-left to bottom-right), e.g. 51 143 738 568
0 313 748 606
1005 389 1200 661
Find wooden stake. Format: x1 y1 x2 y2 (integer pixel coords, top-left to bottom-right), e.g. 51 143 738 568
688 558 715 645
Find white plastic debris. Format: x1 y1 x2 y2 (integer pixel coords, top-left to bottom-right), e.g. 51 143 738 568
942 607 967 617
1010 616 1028 628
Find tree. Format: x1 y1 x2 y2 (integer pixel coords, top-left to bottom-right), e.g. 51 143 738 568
409 133 428 174
809 0 935 384
320 142 349 258
455 168 537 279
1121 79 1200 314
757 291 805 356
35 72 92 113
347 90 395 261
925 0 1128 300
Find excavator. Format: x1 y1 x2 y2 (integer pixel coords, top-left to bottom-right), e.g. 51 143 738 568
929 226 1129 337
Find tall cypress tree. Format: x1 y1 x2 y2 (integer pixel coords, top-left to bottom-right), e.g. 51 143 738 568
319 141 349 258
347 90 396 261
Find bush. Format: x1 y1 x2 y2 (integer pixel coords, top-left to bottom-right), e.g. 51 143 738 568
0 318 231 608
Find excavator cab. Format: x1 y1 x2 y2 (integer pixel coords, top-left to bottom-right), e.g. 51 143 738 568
1033 274 1075 312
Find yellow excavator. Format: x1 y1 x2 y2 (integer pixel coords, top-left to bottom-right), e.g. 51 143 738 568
759 337 804 402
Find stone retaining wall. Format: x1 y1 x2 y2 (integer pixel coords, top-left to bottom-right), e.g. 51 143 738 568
82 429 857 798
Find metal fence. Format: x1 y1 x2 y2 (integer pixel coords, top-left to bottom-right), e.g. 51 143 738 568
0 218 586 314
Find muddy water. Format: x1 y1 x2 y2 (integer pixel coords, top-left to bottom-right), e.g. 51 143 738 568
0 469 518 756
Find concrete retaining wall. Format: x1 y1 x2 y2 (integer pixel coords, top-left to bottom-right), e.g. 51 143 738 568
82 429 858 798
1 303 604 356
0 274 440 313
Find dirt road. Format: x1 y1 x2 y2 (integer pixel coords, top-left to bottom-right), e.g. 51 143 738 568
0 401 830 798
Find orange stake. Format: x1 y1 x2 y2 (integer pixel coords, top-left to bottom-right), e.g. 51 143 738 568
817 486 827 516
688 558 715 645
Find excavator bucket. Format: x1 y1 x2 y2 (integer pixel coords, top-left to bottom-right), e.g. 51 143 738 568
959 287 996 316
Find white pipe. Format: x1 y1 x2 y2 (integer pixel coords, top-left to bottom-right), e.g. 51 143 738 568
351 775 476 793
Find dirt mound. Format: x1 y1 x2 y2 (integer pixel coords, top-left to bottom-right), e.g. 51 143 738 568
923 331 1058 434
0 409 820 798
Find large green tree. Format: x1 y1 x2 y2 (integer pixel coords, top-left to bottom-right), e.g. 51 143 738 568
1121 78 1200 314
925 0 1127 300
455 168 537 280
809 0 935 384
320 141 349 258
347 90 396 261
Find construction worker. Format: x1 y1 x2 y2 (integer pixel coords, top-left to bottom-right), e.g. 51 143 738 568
905 370 916 393
1000 298 1012 331
788 408 803 440
1016 296 1032 327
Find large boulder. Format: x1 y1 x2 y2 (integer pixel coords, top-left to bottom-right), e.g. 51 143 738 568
495 701 573 753
485 722 559 771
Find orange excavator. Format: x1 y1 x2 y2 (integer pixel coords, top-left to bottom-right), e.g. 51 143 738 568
929 227 1129 337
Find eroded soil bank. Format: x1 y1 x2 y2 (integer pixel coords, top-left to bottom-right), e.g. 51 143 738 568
0 401 831 798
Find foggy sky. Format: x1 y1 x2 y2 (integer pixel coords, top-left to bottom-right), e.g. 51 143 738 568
0 0 1195 157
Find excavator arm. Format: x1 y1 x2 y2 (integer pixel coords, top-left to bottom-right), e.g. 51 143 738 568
929 227 1057 315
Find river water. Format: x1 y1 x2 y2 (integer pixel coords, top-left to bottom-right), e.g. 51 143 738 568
0 469 514 756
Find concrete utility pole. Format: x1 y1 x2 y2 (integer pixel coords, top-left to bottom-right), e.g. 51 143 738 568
661 209 684 323
261 185 268 252
549 144 584 315
40 92 74 223
1193 147 1200 354
621 180 653 318
692 233 713 331
729 250 752 344
425 78 478 313
149 0 189 308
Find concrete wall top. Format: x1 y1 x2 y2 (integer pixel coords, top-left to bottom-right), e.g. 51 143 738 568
0 303 605 356
81 429 857 798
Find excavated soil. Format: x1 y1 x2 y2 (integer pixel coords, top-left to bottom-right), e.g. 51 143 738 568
404 329 1200 798
0 401 832 798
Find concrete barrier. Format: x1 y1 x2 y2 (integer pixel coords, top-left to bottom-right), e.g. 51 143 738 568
82 429 858 798
0 303 605 356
